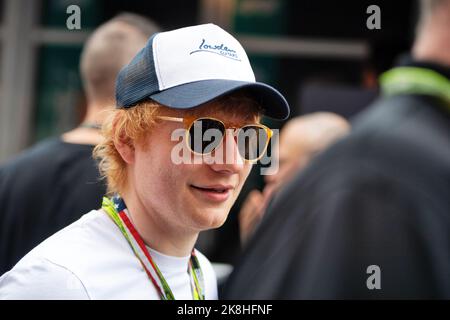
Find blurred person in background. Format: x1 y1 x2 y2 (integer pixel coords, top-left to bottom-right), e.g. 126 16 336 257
0 13 160 275
224 0 450 299
239 112 350 245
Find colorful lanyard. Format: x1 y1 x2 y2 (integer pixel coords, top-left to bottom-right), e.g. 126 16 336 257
379 66 450 112
102 196 205 300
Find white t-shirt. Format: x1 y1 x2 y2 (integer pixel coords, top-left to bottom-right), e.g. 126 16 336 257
0 209 218 300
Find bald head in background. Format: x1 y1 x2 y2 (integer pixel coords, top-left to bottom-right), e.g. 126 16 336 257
239 112 350 244
80 14 160 107
413 0 450 66
64 13 160 144
267 112 350 192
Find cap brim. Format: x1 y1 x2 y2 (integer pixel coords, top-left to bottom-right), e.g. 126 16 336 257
149 79 290 120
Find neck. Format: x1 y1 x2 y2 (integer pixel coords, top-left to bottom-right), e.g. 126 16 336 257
120 187 199 257
83 101 113 125
61 102 110 145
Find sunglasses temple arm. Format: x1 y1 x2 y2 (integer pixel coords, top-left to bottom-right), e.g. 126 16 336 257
157 116 184 123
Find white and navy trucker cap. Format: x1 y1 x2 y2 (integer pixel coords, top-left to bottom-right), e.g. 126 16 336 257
115 23 290 120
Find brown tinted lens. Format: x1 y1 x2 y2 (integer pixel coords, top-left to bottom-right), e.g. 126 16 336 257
237 125 269 160
189 118 225 154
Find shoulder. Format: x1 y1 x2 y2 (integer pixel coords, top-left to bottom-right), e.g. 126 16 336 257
0 138 64 182
1 138 61 167
350 94 449 155
32 209 130 270
194 249 218 300
0 138 94 174
0 256 90 299
0 210 133 299
301 94 450 194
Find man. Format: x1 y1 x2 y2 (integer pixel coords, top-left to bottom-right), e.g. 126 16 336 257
0 24 289 299
224 0 450 299
239 112 350 245
0 13 159 275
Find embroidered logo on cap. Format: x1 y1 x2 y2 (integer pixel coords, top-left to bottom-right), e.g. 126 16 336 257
190 39 241 61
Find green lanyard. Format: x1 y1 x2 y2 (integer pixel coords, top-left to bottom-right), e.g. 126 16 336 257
102 196 205 300
379 66 450 112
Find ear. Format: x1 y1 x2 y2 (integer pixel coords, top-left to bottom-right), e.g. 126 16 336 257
114 134 135 164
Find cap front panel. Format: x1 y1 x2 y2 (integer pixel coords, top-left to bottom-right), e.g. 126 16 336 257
153 24 255 90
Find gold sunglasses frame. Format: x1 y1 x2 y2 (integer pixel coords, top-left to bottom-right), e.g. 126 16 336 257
157 116 273 162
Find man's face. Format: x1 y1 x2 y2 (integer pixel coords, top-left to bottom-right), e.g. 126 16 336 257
130 104 255 233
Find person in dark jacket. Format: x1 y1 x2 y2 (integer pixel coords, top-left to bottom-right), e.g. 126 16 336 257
224 0 450 299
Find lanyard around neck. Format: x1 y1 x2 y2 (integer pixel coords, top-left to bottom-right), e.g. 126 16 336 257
379 66 450 112
102 196 205 300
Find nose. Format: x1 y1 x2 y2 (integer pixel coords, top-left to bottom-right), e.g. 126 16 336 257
208 129 246 174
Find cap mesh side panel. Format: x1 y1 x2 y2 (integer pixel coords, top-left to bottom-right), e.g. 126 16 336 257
115 34 160 107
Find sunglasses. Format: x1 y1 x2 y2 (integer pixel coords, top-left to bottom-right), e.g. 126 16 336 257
157 116 273 162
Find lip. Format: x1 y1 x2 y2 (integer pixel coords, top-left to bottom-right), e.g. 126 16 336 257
190 184 234 203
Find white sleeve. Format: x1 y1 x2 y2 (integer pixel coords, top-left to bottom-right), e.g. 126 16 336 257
194 250 218 300
0 257 90 300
